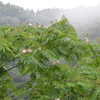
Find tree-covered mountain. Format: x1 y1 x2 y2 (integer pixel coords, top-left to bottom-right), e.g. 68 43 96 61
0 1 100 39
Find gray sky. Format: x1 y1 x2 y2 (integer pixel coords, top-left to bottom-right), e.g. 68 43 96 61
1 0 100 11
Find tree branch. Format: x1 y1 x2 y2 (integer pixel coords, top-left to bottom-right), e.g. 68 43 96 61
5 63 21 72
5 65 18 72
60 93 69 100
0 80 30 99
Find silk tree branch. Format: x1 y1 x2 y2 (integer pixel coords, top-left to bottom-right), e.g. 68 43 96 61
0 80 30 99
5 63 21 72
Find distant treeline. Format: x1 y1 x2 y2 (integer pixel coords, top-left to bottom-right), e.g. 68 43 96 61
0 1 100 39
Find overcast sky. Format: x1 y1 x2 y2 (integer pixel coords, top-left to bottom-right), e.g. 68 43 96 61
1 0 100 11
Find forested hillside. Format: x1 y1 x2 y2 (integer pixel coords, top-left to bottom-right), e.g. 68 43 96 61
0 1 100 40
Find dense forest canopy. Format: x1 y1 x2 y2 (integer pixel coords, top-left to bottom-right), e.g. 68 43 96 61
0 1 100 39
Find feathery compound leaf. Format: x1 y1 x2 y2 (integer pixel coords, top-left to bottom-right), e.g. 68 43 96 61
89 88 100 100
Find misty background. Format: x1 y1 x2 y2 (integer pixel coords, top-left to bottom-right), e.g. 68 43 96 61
0 1 100 40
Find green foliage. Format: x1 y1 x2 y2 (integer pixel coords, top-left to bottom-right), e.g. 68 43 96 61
0 18 100 100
